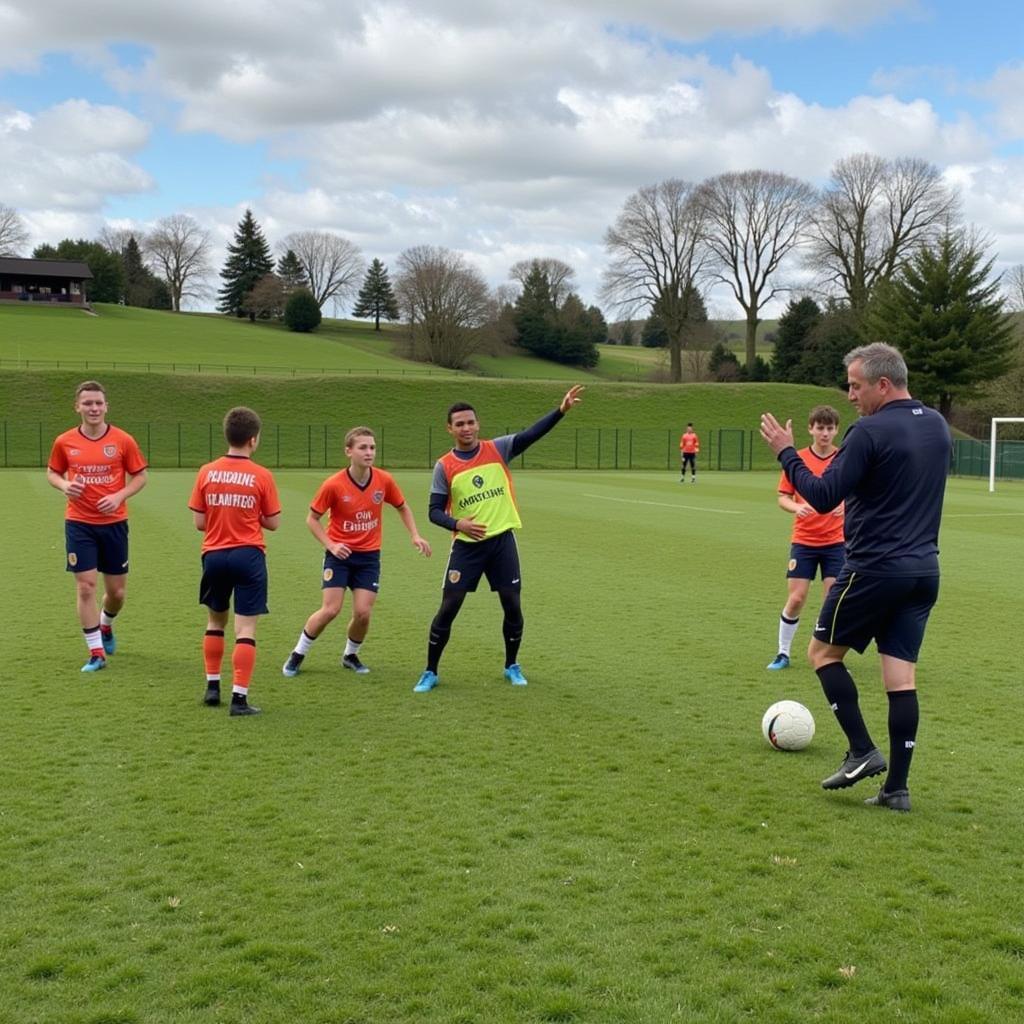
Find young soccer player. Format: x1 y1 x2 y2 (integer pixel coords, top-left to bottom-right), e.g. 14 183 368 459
282 426 431 678
679 423 699 482
766 406 845 671
46 381 148 672
189 407 281 716
413 384 584 693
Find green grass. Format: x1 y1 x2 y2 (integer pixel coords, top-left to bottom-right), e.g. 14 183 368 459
2 469 1022 1022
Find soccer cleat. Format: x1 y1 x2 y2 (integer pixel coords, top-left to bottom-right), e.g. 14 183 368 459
81 655 106 673
821 747 887 790
203 685 221 707
864 786 911 812
282 652 304 677
413 670 438 693
101 627 116 656
766 653 791 671
504 663 528 686
342 653 370 674
229 700 262 716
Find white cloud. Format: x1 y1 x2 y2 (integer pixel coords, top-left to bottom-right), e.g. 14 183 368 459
973 62 1024 138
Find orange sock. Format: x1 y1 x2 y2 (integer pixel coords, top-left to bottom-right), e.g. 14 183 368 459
204 630 225 677
232 638 256 690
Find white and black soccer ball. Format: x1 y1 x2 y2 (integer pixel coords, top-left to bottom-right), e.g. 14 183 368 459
762 700 815 751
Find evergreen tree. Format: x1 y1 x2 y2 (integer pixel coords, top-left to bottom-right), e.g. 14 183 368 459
352 258 399 330
641 287 707 348
772 296 821 381
513 265 558 358
276 249 307 294
284 288 322 333
867 230 1014 419
34 239 124 303
709 341 740 381
218 209 274 320
798 302 861 388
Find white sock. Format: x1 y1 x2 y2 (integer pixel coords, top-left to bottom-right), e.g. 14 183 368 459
101 609 117 629
295 629 317 656
778 614 799 656
206 674 220 684
83 626 103 654
344 637 362 657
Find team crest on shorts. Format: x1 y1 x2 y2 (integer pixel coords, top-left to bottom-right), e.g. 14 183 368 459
68 552 78 567
372 490 384 504
323 567 334 581
103 445 117 458
788 558 797 571
448 570 461 584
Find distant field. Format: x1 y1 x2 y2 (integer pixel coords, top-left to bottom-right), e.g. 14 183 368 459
2 469 1022 1023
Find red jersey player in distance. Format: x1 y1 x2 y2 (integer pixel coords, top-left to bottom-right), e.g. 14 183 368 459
46 381 148 673
282 426 431 678
766 405 845 671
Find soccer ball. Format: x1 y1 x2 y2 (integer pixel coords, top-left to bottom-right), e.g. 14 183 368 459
762 700 815 751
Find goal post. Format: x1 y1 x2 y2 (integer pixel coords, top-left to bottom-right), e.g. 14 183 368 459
989 418 1024 492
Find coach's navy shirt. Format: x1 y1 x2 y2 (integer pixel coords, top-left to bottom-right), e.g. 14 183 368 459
778 399 951 576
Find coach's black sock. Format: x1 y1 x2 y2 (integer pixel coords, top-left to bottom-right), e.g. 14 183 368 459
884 689 919 792
815 662 875 756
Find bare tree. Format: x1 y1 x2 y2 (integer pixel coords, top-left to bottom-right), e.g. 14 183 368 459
0 204 29 256
145 214 213 311
600 179 709 382
698 169 816 373
395 245 493 369
509 258 576 307
96 225 136 256
805 153 960 312
281 231 364 311
1002 264 1024 313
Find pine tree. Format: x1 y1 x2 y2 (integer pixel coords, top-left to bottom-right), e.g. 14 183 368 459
771 297 821 381
867 230 1014 419
352 258 399 330
218 209 274 320
276 249 307 295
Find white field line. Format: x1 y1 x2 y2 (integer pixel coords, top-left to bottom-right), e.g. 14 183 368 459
584 493 746 515
944 512 1024 518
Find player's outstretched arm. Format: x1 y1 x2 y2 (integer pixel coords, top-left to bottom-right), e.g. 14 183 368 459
560 384 584 413
396 503 432 556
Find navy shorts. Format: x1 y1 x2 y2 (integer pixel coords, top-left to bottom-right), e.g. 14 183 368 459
65 520 129 575
322 550 381 592
443 531 521 593
200 546 269 616
787 542 845 581
813 568 940 662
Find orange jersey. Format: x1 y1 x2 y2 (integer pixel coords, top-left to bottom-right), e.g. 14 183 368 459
189 455 281 553
679 431 700 454
310 468 405 552
778 446 844 547
48 424 147 524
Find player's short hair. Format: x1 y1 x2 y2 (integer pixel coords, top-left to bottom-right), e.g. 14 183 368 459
75 380 106 399
844 343 908 388
808 405 840 427
344 426 375 448
686 422 693 428
447 402 477 423
223 406 261 447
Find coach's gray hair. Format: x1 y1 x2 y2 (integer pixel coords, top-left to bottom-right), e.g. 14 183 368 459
844 343 908 388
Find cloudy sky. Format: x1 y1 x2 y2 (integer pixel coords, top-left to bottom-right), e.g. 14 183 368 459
2 0 1022 314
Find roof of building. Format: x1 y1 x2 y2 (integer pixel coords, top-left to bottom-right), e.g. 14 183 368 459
0 257 94 279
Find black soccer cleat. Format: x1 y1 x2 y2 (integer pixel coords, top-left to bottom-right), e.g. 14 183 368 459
341 653 370 674
203 685 221 707
865 786 911 812
821 747 887 790
229 700 261 717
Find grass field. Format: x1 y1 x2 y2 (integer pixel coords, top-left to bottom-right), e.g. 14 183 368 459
2 467 1022 1023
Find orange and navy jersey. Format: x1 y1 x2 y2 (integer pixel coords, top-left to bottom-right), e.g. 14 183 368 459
310 468 405 552
189 455 281 553
48 424 147 525
778 446 844 547
436 439 521 541
679 431 700 454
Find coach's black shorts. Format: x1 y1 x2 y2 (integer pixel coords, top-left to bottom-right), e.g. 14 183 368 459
322 550 381 592
813 568 939 662
443 530 521 593
200 546 269 616
787 542 845 581
65 520 129 575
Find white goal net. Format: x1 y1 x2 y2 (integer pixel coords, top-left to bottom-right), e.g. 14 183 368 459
989 418 1024 492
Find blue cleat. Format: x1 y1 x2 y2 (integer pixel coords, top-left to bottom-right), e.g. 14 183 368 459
81 655 107 673
101 628 116 656
413 670 438 693
504 663 528 686
282 652 304 677
766 653 790 671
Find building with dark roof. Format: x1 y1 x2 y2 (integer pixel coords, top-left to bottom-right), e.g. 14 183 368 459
0 257 94 306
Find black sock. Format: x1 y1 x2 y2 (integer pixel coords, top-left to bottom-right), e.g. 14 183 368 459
426 623 450 674
885 690 919 792
816 662 875 756
503 621 522 668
